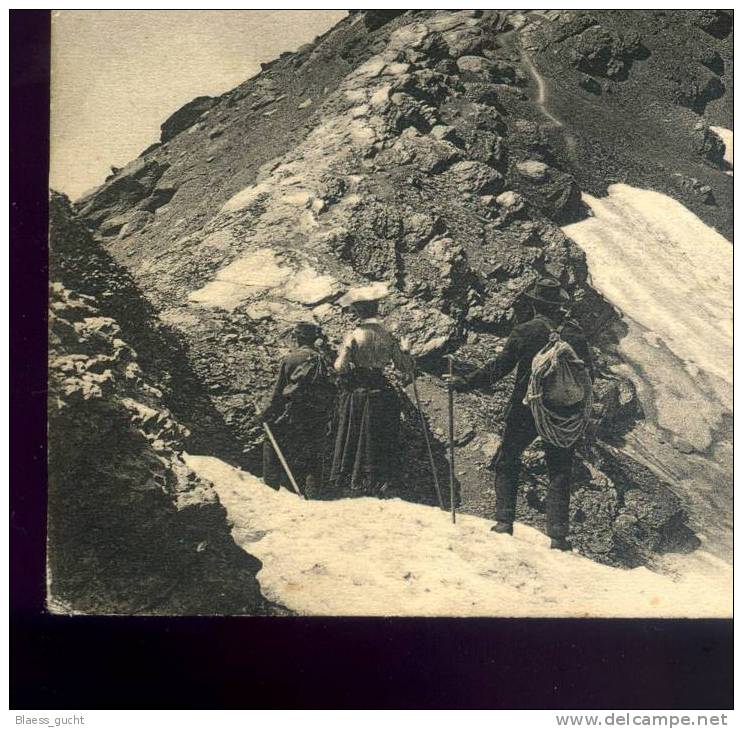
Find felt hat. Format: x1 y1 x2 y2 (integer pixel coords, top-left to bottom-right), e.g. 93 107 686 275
285 321 322 341
525 278 570 305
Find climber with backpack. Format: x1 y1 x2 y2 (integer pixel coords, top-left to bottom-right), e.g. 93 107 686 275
257 321 337 499
446 278 594 550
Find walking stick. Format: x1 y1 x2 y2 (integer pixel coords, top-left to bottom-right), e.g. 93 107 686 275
445 355 457 524
254 403 305 499
411 369 445 509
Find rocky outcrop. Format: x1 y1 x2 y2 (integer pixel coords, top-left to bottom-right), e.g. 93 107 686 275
160 95 217 143
521 9 732 239
513 159 583 223
694 10 733 40
76 157 170 227
568 25 649 81
70 9 716 568
516 442 699 567
666 61 726 115
51 194 244 460
693 122 726 167
48 194 267 615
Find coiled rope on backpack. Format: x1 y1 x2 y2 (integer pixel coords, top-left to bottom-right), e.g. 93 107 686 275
524 336 593 449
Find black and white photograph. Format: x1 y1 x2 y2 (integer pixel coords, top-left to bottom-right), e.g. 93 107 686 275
9 4 735 711
44 7 734 618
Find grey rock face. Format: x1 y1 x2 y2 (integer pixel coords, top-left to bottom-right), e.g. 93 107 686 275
48 194 267 615
160 95 216 143
568 25 649 81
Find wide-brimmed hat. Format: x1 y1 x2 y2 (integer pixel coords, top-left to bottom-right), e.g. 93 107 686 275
338 282 390 308
525 278 570 305
284 321 322 340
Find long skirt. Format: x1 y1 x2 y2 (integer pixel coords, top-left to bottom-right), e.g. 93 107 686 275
328 368 401 496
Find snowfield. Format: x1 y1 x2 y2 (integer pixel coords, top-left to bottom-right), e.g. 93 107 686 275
563 185 733 562
185 455 731 618
564 184 732 453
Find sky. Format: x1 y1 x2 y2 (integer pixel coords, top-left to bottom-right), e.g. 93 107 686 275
50 10 347 200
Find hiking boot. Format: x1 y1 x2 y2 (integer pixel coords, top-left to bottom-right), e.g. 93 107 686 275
491 521 514 536
550 537 572 551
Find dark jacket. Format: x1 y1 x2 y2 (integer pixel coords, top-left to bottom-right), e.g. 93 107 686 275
462 314 594 407
261 346 335 426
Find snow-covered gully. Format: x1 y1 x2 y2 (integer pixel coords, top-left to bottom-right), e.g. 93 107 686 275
186 455 731 618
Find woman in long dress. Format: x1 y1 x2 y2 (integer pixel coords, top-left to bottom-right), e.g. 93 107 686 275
328 289 412 498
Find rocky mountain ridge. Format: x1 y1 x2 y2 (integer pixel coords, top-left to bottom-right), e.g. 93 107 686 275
48 194 269 614
64 9 733 571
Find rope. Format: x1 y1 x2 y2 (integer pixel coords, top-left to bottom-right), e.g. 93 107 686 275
524 340 593 449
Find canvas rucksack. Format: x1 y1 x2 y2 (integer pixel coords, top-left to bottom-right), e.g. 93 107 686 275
523 319 593 448
282 352 336 414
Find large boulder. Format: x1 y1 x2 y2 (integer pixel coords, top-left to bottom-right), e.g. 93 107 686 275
160 96 217 143
444 159 505 195
443 27 485 58
568 26 649 81
386 302 457 359
693 10 732 39
513 161 583 223
669 66 725 114
516 159 549 181
375 131 462 174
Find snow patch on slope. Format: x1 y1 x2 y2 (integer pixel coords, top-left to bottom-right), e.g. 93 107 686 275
188 248 292 309
185 455 732 618
710 126 733 168
563 184 732 451
189 248 340 312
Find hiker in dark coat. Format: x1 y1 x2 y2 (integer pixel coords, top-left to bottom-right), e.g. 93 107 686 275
328 285 414 498
448 279 594 550
259 321 336 499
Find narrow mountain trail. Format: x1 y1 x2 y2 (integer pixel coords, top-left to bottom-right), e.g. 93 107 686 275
514 20 578 156
519 45 563 128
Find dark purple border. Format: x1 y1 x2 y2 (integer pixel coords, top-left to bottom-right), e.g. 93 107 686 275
9 9 733 710
10 9 50 619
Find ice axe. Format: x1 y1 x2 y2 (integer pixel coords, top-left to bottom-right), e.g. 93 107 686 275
254 403 305 499
410 367 445 510
444 354 457 524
